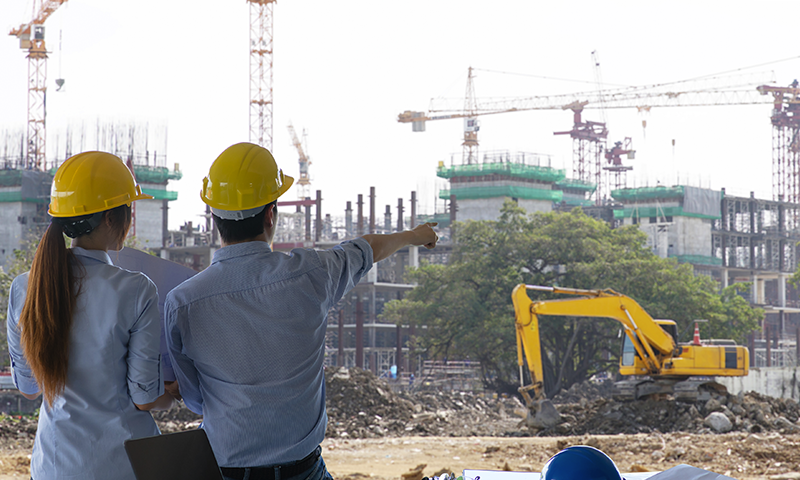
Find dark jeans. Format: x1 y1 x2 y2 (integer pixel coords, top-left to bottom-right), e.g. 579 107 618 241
221 447 334 480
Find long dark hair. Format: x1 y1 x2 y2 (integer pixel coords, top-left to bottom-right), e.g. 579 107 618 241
19 204 131 406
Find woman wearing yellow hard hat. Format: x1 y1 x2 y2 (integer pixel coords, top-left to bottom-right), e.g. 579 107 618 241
6 151 174 480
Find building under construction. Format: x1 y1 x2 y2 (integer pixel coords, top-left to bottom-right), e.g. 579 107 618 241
0 121 182 268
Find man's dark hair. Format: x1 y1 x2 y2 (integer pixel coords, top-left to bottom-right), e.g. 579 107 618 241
213 201 276 244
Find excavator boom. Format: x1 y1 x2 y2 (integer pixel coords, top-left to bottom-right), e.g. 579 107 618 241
513 284 750 429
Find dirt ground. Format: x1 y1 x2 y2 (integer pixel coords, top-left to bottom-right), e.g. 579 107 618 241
2 368 800 479
0 433 796 479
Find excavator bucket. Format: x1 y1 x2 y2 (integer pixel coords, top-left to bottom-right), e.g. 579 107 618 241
524 399 562 429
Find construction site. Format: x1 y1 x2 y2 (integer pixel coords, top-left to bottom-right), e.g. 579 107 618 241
3 1 800 479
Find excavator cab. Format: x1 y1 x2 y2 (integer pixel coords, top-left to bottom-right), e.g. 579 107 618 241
620 319 677 367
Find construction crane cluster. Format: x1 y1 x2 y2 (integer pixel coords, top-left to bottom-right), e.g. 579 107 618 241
399 66 800 207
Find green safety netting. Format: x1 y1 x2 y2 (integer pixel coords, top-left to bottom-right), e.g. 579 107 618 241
0 170 23 187
613 206 720 220
556 178 597 193
142 188 178 201
611 186 685 201
133 165 183 184
439 185 563 202
670 254 723 266
436 162 565 183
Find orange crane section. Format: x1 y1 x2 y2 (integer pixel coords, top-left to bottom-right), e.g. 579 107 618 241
9 0 69 170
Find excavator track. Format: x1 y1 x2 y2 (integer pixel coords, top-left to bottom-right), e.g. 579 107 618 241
613 377 728 402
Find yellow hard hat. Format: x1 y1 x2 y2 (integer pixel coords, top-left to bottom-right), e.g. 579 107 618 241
201 142 294 218
49 151 154 217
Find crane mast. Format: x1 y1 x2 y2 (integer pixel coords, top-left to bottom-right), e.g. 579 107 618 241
249 0 275 150
8 0 69 170
287 123 311 200
757 83 800 227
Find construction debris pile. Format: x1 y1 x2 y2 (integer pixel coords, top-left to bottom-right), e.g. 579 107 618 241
149 368 800 439
2 368 800 449
323 368 800 439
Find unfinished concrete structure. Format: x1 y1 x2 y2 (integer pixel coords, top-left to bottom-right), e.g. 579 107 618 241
0 122 181 267
436 150 574 222
609 185 800 368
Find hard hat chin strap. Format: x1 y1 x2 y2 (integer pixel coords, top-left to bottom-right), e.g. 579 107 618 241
52 212 104 238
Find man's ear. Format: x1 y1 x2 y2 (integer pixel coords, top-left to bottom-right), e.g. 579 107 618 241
265 203 275 229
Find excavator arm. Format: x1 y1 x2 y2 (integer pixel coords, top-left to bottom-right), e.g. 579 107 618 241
514 284 678 399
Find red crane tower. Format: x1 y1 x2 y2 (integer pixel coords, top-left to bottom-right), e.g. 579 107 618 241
249 0 275 150
757 82 800 210
399 70 776 203
8 0 69 170
604 137 635 192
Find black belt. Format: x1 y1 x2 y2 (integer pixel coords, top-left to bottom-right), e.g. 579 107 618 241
220 448 321 480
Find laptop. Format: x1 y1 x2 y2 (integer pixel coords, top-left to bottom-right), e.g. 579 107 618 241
124 429 224 480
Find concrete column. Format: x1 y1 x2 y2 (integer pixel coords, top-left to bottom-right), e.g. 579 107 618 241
779 274 787 308
397 198 404 232
345 201 353 239
369 187 376 234
357 195 364 236
766 322 771 367
751 274 759 304
721 269 729 290
338 310 344 367
409 246 419 269
315 190 322 242
356 300 364 368
396 324 404 376
410 191 416 228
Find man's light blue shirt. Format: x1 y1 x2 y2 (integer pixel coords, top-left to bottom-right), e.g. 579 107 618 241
165 238 373 468
7 247 163 480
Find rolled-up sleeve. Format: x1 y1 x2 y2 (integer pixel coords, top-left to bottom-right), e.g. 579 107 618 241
165 295 204 414
7 275 40 396
317 238 374 304
126 277 164 405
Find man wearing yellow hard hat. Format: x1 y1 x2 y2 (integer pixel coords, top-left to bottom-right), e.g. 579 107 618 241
164 142 438 480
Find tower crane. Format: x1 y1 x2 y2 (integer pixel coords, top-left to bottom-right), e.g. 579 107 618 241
757 82 800 208
8 0 69 170
287 123 311 200
398 69 777 202
249 0 276 150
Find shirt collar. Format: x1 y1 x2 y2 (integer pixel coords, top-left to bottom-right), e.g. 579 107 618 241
212 241 273 265
71 246 114 265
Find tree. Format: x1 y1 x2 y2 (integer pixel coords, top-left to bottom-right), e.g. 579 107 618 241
382 201 762 396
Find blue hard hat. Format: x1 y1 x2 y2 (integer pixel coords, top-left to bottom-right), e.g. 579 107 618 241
541 445 623 480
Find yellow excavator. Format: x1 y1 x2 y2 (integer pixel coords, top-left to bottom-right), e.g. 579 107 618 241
513 284 750 429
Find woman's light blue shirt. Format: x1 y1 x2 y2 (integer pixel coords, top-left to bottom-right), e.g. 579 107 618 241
6 247 164 480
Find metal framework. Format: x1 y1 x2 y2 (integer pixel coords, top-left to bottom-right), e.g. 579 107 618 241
604 137 634 192
287 123 311 199
758 84 800 227
553 104 607 204
712 193 798 272
248 0 275 150
8 0 69 170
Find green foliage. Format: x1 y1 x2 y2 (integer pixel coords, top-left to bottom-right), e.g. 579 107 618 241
382 200 762 396
0 237 40 368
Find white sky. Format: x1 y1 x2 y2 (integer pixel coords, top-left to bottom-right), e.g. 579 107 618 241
2 0 800 230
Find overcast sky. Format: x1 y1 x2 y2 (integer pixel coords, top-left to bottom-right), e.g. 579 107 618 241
2 0 800 230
